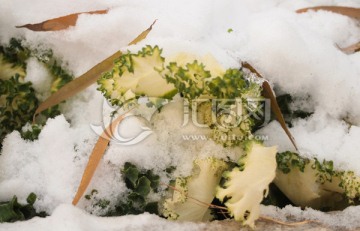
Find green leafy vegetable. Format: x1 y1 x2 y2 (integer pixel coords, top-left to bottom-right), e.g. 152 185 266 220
0 193 47 223
0 38 73 150
0 75 39 146
275 151 360 210
105 162 161 216
98 46 176 108
216 141 277 228
162 157 228 221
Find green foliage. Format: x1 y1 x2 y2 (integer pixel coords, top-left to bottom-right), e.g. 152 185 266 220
312 158 336 184
165 60 211 99
162 158 228 222
97 46 264 148
35 51 73 119
0 38 73 150
216 143 277 228
0 75 39 146
0 193 47 223
275 151 360 205
207 69 246 99
20 124 42 141
276 151 310 174
0 38 30 70
48 61 73 93
107 162 160 216
98 45 176 108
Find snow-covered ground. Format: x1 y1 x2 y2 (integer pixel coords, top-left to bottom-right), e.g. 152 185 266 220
1 0 360 230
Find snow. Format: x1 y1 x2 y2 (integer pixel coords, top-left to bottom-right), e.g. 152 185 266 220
1 0 360 230
1 203 360 231
25 58 52 101
0 204 206 231
261 205 360 229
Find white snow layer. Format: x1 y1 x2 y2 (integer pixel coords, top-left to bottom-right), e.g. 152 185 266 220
1 0 360 229
0 204 206 231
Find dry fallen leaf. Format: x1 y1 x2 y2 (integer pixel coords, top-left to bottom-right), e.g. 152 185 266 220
72 112 130 205
242 62 298 150
296 6 360 20
338 41 360 54
16 10 108 31
128 20 157 45
33 51 121 121
33 20 156 121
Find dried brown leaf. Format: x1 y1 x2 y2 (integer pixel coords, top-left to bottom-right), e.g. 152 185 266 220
128 20 157 45
296 6 360 20
259 216 319 227
338 41 360 54
33 21 156 122
72 112 129 205
70 21 156 205
242 62 298 150
33 51 121 122
16 10 108 31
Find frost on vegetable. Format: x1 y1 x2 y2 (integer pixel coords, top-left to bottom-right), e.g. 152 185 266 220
90 163 161 216
0 75 38 146
97 45 177 107
165 60 211 100
275 151 360 210
0 38 74 149
0 38 29 81
216 142 277 228
162 158 228 221
95 45 274 227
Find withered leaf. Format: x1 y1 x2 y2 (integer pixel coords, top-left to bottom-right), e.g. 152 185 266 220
33 20 156 122
72 112 129 205
296 6 360 20
33 51 121 122
128 20 157 45
16 10 108 31
242 62 298 150
338 41 360 54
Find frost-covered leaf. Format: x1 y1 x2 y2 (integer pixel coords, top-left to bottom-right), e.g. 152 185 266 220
16 10 108 31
